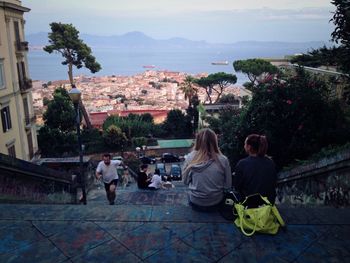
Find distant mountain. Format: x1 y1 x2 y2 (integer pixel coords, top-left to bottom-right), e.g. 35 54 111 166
232 41 329 50
25 31 328 50
25 32 50 46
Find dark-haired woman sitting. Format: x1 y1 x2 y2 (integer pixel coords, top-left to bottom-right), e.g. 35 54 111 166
234 134 277 207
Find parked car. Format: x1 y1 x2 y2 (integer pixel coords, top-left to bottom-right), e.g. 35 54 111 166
112 156 123 161
161 153 180 163
155 163 167 179
139 156 156 164
170 164 182 180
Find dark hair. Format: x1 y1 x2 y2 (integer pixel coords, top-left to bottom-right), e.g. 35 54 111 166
140 164 148 170
155 168 160 175
246 134 268 157
103 153 111 158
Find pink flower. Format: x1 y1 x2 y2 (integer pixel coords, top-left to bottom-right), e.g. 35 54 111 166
286 100 293 105
264 74 273 82
298 124 303 130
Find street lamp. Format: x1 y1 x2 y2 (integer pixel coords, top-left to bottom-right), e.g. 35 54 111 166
142 145 147 157
68 85 86 205
191 118 195 136
136 147 141 158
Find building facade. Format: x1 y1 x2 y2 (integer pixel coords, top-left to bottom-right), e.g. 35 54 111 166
0 0 37 160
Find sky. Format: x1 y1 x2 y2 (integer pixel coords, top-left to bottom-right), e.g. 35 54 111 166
22 0 336 43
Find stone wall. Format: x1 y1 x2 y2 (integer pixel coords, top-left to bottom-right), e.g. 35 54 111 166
276 149 350 207
0 154 76 204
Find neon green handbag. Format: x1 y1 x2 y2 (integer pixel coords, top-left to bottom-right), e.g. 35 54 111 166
234 194 285 236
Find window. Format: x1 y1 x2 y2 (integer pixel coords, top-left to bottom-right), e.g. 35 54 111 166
1 106 12 132
17 62 23 88
27 132 33 159
23 98 29 125
7 145 16 158
21 61 26 78
14 21 20 43
0 60 4 89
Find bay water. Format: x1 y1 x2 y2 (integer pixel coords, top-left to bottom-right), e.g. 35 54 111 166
27 45 315 85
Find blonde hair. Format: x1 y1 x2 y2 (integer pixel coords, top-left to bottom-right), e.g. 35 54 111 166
185 128 223 173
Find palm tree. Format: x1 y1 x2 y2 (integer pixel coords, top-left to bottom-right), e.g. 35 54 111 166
179 76 198 105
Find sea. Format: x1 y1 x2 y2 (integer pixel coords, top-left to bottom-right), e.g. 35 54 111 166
27 45 317 85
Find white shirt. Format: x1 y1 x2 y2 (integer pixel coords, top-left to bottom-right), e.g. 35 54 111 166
96 160 121 183
148 174 162 189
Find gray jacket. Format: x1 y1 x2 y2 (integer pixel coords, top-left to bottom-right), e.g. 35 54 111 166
183 151 232 206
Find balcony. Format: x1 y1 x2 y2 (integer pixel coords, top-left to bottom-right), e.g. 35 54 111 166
15 41 29 52
24 114 36 128
19 78 32 92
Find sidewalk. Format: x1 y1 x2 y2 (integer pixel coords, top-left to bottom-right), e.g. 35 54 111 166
0 181 349 262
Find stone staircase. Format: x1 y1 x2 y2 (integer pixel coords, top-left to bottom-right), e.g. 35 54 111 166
1 178 349 262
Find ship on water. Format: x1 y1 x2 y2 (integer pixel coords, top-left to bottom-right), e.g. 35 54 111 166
211 61 229 65
143 65 156 69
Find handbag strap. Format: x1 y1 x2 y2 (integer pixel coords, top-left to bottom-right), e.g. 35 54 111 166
271 206 285 227
238 209 258 236
241 194 271 206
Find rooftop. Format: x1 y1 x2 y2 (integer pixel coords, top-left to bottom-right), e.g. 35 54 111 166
156 139 194 149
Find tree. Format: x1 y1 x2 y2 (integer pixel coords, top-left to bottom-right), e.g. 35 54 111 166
195 72 237 103
195 77 214 104
291 46 340 68
218 93 240 104
233 59 279 89
43 87 76 132
44 22 101 85
103 125 128 150
42 97 50 106
179 75 198 105
289 1 350 103
162 109 192 138
331 0 350 48
44 22 102 128
330 0 350 75
140 113 154 124
39 87 77 157
208 72 237 102
131 137 148 148
216 69 350 169
186 95 200 135
38 126 77 157
103 114 156 139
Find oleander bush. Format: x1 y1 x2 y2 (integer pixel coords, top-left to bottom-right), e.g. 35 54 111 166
216 68 350 169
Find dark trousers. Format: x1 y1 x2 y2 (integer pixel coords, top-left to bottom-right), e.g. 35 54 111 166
189 198 235 221
104 179 118 204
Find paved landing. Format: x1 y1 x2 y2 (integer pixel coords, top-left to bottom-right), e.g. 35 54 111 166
0 182 349 262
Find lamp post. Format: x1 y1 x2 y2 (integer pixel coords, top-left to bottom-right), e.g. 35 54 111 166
191 119 194 136
142 145 147 157
136 147 141 158
68 85 86 205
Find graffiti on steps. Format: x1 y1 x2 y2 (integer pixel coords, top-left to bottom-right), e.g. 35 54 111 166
277 172 350 207
0 173 74 203
277 147 350 207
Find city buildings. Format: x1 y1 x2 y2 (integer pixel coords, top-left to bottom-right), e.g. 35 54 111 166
0 0 38 160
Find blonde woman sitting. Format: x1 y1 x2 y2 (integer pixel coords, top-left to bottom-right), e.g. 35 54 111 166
183 128 232 212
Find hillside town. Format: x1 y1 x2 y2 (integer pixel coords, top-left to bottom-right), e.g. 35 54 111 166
31 70 248 126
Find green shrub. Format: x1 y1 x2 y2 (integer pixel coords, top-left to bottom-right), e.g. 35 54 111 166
216 68 350 169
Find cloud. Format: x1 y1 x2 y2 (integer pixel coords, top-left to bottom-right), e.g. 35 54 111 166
22 1 334 43
200 7 332 21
